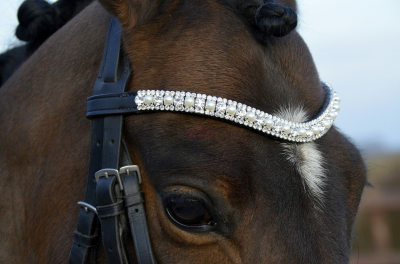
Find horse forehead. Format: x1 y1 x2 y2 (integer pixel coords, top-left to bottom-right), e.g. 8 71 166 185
126 1 266 92
124 0 328 201
126 9 323 116
126 114 291 198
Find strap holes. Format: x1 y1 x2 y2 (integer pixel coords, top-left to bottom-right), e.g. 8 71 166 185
135 209 139 213
110 140 114 144
96 141 101 146
109 247 113 251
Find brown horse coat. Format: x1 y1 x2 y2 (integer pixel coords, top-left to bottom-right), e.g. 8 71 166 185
0 1 366 263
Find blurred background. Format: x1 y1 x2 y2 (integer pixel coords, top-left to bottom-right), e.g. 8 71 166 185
297 1 400 263
1 0 399 263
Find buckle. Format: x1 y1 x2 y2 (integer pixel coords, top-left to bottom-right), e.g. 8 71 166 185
95 168 124 191
119 165 142 184
78 201 98 215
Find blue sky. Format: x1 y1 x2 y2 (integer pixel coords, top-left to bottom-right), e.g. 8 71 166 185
1 0 399 153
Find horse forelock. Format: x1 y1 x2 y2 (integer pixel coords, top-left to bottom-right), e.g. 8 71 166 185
276 106 326 204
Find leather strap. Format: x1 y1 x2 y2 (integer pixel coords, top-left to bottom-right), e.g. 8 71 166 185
69 17 131 264
73 231 98 248
93 16 130 264
96 173 130 264
86 92 138 118
71 16 157 264
121 170 157 264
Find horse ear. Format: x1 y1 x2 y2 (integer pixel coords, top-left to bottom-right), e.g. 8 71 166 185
98 0 160 28
277 0 297 12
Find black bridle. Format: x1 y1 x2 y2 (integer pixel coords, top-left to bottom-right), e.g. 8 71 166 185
69 18 156 264
68 13 339 263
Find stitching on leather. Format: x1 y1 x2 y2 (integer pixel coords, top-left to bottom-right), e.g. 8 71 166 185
99 18 115 78
74 230 98 239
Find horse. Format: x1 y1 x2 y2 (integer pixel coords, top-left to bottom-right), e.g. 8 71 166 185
0 0 366 263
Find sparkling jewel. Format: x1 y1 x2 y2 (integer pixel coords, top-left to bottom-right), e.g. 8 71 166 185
332 104 340 111
134 82 339 142
311 126 320 134
174 93 184 108
195 98 205 111
246 111 256 122
282 124 291 134
255 113 265 127
206 100 216 111
298 128 307 137
226 105 237 115
164 95 173 105
144 95 153 105
216 101 227 115
322 120 331 128
154 94 163 106
185 97 195 107
264 118 274 129
330 111 338 120
135 95 143 105
273 120 282 132
235 104 246 119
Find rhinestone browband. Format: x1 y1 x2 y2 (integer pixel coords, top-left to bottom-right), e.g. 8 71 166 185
134 83 340 142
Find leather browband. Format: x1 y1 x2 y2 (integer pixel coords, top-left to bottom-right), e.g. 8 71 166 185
86 92 138 118
69 17 156 264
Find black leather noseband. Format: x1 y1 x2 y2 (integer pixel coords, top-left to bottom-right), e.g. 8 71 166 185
69 17 156 264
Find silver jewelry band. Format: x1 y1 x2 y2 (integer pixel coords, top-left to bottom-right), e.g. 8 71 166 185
134 82 340 142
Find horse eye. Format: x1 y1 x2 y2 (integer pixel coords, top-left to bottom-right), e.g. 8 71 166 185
164 196 215 228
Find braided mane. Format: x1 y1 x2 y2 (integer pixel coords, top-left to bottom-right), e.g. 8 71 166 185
0 0 93 86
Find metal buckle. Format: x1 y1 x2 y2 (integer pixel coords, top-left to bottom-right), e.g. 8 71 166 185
78 201 98 215
119 165 142 184
95 168 124 191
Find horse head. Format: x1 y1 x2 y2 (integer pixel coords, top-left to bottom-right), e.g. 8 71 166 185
0 0 366 263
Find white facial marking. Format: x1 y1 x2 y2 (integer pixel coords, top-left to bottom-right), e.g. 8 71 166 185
276 106 326 202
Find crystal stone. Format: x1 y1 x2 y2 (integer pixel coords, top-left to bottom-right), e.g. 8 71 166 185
195 98 205 111
235 105 246 119
273 120 282 132
135 95 144 106
255 113 265 129
174 93 184 108
154 94 163 106
129 84 339 142
216 101 226 115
